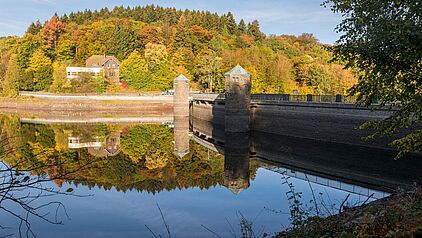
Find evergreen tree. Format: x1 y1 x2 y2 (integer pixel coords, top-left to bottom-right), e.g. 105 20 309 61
247 20 265 42
26 20 43 35
238 19 247 33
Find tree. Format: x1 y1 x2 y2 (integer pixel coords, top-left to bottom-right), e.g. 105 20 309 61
106 20 140 60
140 25 163 45
238 19 247 33
144 43 168 71
305 64 332 95
120 50 149 89
49 61 67 92
1 54 20 97
193 50 223 92
324 0 422 156
27 49 53 91
41 16 66 50
247 20 265 42
26 20 43 35
56 40 76 61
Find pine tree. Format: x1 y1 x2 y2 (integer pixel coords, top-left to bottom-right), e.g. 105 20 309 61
238 19 247 33
247 20 265 42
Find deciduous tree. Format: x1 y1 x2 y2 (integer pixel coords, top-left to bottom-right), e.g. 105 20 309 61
41 16 66 50
27 49 53 91
324 0 422 156
120 50 149 89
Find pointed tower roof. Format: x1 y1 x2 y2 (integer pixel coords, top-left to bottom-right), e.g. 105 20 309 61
225 64 250 76
174 151 189 158
228 187 246 195
175 74 189 81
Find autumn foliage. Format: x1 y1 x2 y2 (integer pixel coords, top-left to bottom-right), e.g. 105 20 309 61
0 5 356 94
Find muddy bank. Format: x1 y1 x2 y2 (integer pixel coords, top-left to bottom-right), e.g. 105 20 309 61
0 97 173 117
274 187 422 238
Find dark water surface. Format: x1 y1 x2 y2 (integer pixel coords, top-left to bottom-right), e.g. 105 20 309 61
1 115 417 238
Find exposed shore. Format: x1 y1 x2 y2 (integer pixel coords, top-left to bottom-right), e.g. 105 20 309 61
0 95 173 118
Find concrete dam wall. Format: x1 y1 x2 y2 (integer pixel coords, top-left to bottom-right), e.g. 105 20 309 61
191 97 395 150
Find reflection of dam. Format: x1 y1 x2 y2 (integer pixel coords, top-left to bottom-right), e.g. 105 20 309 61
260 160 389 199
191 130 420 198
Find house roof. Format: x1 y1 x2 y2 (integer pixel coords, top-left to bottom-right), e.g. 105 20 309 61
86 55 120 68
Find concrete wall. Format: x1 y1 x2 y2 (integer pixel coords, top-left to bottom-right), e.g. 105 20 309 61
191 98 395 150
251 101 394 149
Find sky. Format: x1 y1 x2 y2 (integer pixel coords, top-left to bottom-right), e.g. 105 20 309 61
0 0 342 44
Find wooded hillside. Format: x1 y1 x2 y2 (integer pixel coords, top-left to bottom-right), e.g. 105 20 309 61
0 5 356 95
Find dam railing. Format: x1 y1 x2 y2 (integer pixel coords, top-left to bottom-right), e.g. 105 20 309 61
191 93 358 104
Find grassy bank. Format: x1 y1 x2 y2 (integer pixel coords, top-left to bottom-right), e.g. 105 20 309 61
274 187 422 238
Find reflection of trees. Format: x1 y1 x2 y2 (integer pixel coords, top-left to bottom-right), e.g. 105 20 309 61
67 139 225 194
0 116 229 195
0 117 94 237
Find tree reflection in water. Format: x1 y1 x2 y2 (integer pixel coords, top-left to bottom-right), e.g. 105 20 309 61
0 115 394 237
0 115 234 236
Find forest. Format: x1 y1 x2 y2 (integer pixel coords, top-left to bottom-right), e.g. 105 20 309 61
0 5 356 95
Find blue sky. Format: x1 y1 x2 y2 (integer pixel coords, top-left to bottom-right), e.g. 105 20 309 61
0 0 342 44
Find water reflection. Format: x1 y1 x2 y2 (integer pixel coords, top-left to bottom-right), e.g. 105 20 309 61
224 132 251 194
0 114 420 237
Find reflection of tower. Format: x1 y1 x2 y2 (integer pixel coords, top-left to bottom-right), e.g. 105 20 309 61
224 132 250 194
173 74 190 158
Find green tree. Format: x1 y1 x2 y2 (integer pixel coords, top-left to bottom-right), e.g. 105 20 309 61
93 72 107 93
306 64 332 95
26 20 43 35
144 43 168 71
1 54 20 97
193 50 223 92
120 50 149 90
106 21 140 60
247 20 265 42
49 61 67 92
56 40 76 61
324 0 422 156
27 49 53 91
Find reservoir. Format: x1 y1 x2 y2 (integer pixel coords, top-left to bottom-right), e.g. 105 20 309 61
0 114 419 238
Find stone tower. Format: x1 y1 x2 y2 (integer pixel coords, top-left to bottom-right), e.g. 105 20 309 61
173 74 190 158
224 65 252 133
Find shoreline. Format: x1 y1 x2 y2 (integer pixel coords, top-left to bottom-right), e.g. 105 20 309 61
274 187 422 238
0 96 174 118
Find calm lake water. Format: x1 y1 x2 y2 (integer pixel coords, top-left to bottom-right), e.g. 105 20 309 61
0 114 413 238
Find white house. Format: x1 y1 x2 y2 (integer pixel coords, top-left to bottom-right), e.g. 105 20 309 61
66 67 103 80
